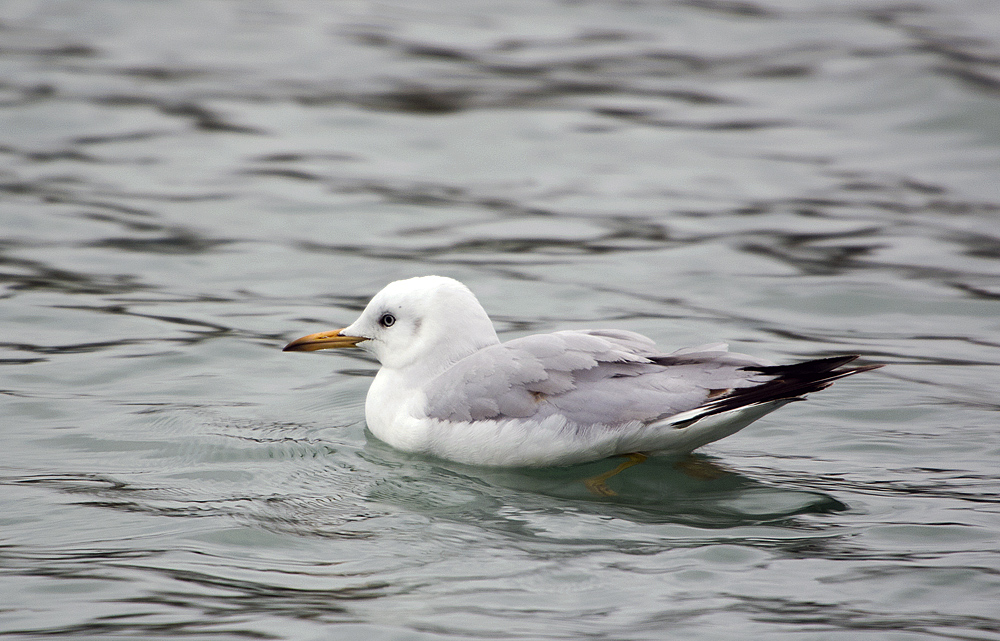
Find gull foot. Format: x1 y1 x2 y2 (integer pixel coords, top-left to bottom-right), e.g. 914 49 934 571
582 452 648 496
674 456 731 480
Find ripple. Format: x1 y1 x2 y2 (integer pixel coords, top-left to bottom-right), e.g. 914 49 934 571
2 1 1000 639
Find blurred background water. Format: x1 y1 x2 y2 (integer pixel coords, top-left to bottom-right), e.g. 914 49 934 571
2 0 999 639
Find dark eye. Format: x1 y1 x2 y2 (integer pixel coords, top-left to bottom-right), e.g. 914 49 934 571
378 313 396 328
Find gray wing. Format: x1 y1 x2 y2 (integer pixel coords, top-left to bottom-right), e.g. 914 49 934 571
422 329 774 426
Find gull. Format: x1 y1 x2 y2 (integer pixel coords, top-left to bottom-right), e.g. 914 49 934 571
284 276 880 487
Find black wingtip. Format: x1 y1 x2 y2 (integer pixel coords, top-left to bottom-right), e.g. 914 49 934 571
743 354 876 376
695 355 883 419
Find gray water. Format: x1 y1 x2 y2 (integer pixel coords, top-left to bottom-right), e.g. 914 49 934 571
2 0 1000 639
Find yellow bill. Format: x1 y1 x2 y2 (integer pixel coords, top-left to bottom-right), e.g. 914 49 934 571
283 328 366 352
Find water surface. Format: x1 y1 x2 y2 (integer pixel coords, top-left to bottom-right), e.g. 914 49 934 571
2 0 1000 639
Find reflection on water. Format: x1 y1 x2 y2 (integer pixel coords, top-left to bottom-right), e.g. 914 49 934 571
2 0 1000 639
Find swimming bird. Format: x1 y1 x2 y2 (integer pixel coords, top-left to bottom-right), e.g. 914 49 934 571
284 276 880 473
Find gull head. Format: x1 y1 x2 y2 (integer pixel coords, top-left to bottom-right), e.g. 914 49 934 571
284 276 500 373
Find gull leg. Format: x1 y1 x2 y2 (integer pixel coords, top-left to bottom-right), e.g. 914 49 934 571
583 453 648 496
674 455 732 480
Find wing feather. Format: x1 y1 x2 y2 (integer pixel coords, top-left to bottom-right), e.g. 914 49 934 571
422 330 777 426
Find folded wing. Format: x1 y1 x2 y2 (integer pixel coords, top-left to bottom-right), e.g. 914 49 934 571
421 329 866 428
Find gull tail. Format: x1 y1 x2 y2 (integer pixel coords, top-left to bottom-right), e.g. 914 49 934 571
669 355 883 429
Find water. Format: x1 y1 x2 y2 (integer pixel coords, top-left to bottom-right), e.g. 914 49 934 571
2 0 1000 639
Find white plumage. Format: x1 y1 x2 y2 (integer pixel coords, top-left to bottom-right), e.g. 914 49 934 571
284 276 879 467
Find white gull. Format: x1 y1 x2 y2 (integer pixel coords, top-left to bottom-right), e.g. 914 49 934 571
284 276 880 469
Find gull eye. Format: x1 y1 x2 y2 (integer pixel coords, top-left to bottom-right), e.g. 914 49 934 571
378 312 396 328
